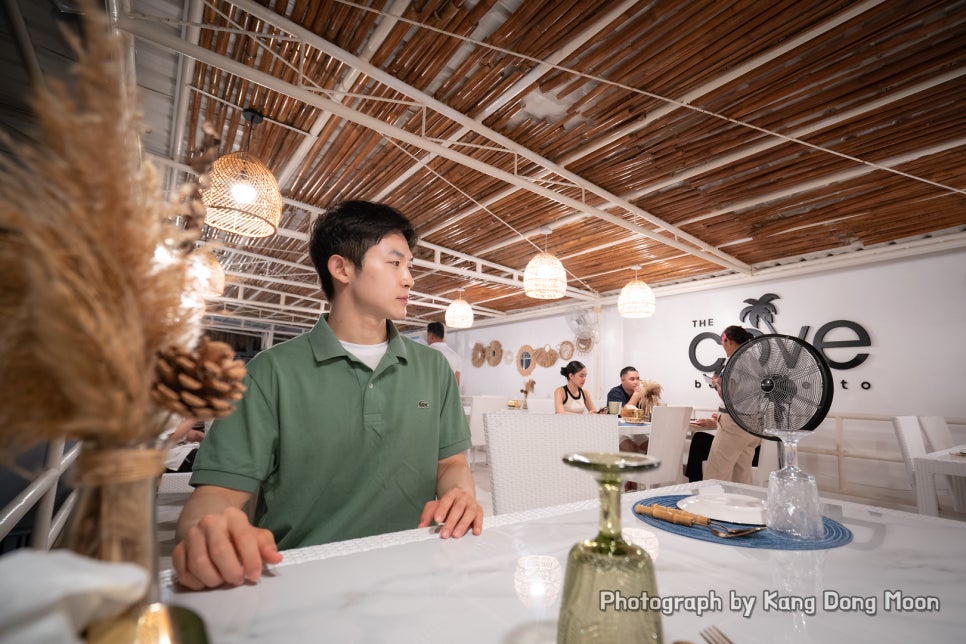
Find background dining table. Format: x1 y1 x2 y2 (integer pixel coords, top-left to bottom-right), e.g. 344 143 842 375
913 442 966 515
160 480 966 642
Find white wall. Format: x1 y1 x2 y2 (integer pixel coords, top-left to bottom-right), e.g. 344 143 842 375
450 249 966 419
450 314 586 404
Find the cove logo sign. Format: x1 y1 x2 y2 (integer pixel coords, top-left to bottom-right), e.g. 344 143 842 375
689 293 873 391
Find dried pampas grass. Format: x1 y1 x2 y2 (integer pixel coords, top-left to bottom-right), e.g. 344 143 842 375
0 2 205 456
639 381 663 420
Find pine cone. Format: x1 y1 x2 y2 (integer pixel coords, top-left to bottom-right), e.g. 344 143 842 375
151 337 247 420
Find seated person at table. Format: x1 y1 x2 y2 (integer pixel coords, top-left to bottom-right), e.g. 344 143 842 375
554 361 597 414
607 366 648 454
685 419 761 483
685 416 716 482
163 417 207 473
606 366 646 411
173 201 483 590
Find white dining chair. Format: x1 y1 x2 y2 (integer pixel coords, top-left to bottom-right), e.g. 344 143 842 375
919 416 956 453
892 415 930 511
466 395 507 466
918 416 966 512
158 472 194 495
483 411 618 515
626 405 692 489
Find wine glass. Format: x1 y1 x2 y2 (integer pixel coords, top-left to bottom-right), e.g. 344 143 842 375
751 372 824 539
557 452 662 643
764 416 824 539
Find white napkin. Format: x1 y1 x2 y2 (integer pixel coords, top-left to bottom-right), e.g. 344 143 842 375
0 550 149 644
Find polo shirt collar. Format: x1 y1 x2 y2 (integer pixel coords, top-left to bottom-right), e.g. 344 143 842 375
308 314 409 364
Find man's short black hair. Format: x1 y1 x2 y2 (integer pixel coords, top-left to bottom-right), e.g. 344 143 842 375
619 366 638 377
427 321 445 339
309 200 418 300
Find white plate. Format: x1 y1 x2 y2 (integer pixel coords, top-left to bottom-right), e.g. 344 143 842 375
676 493 765 525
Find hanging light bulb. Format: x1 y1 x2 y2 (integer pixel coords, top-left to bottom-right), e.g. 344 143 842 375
187 249 226 299
523 227 566 299
445 289 474 328
618 265 656 318
202 108 282 238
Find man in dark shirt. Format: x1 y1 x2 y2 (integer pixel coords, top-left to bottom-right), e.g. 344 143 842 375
608 366 648 460
607 365 646 409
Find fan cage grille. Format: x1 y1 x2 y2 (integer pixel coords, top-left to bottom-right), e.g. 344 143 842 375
721 335 833 436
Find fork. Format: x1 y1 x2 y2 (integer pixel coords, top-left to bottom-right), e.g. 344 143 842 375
635 503 766 538
700 625 734 644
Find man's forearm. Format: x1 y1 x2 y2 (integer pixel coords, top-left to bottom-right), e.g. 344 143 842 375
435 453 476 499
175 485 253 541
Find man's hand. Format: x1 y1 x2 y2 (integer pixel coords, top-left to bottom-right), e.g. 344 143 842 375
628 383 644 404
421 452 484 539
173 487 283 590
183 428 207 443
418 487 483 539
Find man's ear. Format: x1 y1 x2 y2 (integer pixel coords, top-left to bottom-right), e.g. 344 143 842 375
328 254 354 288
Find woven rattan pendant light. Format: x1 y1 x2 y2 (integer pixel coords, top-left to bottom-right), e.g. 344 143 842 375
188 249 225 298
523 228 566 299
444 289 474 328
202 108 282 238
617 265 656 318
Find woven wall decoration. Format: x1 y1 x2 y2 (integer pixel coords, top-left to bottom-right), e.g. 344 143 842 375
532 346 545 368
516 344 536 376
471 342 486 368
534 344 558 368
486 340 503 367
558 340 575 361
575 336 593 354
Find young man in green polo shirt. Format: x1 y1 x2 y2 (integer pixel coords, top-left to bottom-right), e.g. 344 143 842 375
173 201 482 590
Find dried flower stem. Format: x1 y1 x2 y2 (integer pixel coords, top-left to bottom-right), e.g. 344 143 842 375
0 2 202 455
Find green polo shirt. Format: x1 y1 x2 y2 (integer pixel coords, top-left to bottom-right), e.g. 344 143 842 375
190 316 470 549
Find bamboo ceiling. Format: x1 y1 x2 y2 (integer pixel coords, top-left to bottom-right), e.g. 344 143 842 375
4 0 965 337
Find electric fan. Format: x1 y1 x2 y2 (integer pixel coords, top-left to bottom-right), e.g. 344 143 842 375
720 334 834 538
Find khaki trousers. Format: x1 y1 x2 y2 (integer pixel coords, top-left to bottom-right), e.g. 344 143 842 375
703 413 761 484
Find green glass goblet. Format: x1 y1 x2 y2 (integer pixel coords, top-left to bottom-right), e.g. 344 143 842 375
557 452 663 644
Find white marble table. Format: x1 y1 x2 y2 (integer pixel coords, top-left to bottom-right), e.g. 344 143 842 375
160 481 966 643
914 442 966 516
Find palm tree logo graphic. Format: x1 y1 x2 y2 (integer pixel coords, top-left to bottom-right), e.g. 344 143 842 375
739 293 780 333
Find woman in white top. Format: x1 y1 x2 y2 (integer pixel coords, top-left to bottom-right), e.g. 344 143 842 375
554 361 597 414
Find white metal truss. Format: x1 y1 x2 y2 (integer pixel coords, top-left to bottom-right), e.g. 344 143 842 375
116 0 751 273
111 0 966 338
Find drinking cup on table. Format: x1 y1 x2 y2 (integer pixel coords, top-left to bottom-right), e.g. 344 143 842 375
608 401 620 415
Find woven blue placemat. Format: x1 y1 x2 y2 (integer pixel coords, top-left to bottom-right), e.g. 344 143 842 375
631 494 853 551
